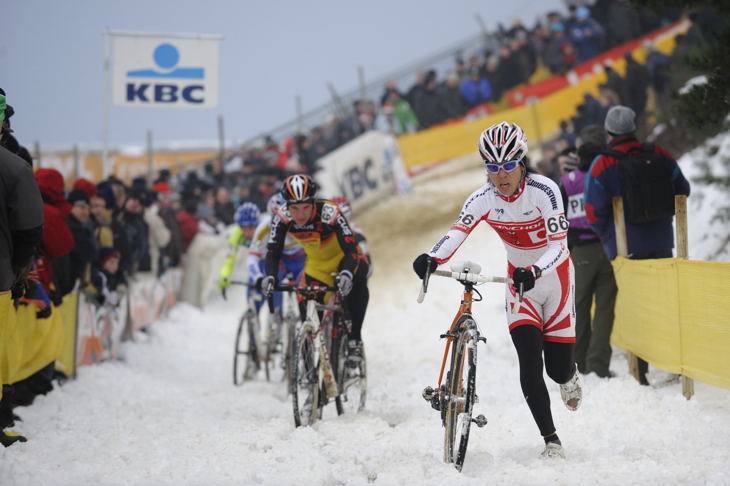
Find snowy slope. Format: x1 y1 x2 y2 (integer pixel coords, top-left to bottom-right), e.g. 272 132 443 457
2 160 729 486
678 129 730 262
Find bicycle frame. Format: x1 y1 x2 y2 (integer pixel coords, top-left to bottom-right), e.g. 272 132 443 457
419 261 511 470
278 284 343 398
436 286 475 389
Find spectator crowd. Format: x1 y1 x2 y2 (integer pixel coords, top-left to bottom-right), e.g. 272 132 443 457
1 0 722 448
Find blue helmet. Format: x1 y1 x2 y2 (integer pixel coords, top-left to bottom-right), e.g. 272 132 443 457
267 192 285 215
234 202 261 227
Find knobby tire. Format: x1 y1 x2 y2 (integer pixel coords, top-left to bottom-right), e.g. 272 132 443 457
291 328 320 427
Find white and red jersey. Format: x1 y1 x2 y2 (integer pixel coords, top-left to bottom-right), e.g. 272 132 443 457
428 173 575 343
429 173 569 273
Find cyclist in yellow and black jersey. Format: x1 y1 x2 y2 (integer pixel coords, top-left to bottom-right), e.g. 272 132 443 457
263 174 369 357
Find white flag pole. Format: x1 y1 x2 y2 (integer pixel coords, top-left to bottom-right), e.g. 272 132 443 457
102 28 111 180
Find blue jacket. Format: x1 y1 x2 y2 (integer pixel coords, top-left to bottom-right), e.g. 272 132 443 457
459 77 492 107
583 136 690 260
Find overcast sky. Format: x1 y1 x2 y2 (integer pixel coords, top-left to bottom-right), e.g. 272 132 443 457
3 0 565 150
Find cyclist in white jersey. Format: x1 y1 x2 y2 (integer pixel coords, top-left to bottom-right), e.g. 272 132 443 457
413 122 582 459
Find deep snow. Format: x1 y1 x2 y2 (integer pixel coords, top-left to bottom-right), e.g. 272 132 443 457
2 158 729 486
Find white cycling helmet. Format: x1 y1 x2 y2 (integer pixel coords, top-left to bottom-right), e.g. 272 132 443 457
478 121 528 164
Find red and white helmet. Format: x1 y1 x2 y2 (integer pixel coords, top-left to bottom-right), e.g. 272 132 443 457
478 122 528 164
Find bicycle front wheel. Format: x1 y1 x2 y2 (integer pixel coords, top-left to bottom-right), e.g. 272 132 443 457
443 316 478 471
233 312 259 386
291 327 320 427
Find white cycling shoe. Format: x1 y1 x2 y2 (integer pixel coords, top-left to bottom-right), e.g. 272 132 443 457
541 442 565 459
559 367 582 411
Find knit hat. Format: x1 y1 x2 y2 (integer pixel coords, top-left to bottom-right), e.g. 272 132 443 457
73 178 98 200
153 181 170 194
67 188 90 206
604 105 636 136
98 247 120 266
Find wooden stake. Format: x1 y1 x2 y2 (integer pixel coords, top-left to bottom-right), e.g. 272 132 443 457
675 195 694 400
612 197 628 258
612 196 641 382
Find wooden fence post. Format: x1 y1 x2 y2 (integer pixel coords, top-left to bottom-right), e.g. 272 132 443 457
612 197 640 382
675 195 694 400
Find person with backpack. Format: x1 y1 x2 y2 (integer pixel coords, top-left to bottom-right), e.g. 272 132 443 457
583 105 690 385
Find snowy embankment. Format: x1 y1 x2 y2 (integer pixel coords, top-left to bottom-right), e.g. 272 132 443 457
678 128 730 261
2 157 729 486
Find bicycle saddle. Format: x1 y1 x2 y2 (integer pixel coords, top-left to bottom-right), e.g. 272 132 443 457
449 260 481 274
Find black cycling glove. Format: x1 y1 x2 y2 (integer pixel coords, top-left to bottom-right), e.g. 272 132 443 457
511 266 540 292
413 253 438 279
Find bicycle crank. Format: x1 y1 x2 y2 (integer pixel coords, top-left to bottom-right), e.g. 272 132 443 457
422 386 441 411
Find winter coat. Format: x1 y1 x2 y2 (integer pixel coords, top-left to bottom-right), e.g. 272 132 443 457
438 85 467 120
144 204 171 275
624 59 650 116
33 169 74 291
176 211 199 252
66 214 96 287
570 18 605 63
459 77 492 107
584 135 691 260
417 89 449 129
0 147 43 291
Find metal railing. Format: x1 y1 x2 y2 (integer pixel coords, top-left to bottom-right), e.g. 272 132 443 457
239 30 501 147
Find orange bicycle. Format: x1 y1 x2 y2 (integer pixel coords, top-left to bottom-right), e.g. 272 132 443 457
418 259 513 472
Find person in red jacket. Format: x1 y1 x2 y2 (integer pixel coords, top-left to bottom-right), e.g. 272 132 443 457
176 196 199 252
33 169 75 301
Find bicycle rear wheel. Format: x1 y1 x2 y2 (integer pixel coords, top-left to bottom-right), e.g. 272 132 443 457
263 312 288 384
291 327 320 427
443 316 477 471
233 312 259 386
334 338 367 416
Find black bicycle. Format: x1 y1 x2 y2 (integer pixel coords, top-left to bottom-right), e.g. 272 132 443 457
230 279 296 386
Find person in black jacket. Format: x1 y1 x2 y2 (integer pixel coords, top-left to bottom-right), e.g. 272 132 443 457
0 142 44 447
66 189 97 288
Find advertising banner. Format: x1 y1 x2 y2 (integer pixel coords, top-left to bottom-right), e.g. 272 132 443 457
111 32 221 108
315 131 411 214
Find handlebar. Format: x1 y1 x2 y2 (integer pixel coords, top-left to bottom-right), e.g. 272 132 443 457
430 269 511 284
417 258 520 308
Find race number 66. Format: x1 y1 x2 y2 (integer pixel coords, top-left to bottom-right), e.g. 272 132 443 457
546 214 569 233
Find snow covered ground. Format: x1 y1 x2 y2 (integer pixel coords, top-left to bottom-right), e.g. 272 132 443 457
2 159 730 486
679 129 730 262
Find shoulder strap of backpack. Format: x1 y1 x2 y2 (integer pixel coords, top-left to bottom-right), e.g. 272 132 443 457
601 148 626 159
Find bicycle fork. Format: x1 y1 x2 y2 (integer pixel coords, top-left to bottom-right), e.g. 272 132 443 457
318 331 339 398
422 329 487 428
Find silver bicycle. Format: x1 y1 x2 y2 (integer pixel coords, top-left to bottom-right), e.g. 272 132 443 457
276 279 367 427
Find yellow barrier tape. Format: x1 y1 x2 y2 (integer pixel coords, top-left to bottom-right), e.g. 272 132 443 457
611 257 730 390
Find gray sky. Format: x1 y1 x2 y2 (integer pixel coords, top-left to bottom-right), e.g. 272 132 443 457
3 0 565 150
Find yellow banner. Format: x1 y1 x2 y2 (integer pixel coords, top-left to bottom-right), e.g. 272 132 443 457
611 257 730 390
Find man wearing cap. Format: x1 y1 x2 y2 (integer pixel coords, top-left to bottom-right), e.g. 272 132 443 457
583 105 690 385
